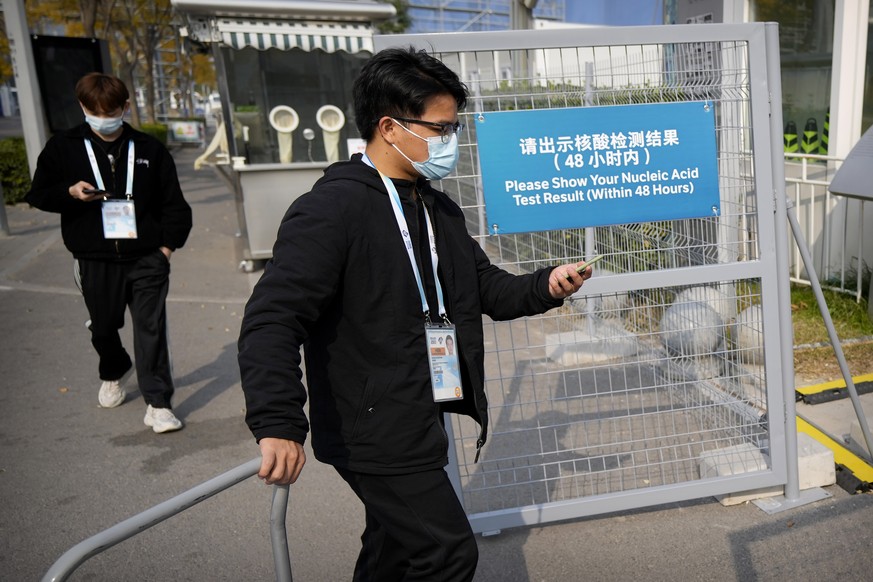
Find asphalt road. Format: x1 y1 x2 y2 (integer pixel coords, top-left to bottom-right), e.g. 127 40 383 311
1 123 872 581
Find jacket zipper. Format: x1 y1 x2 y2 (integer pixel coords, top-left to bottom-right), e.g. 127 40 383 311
109 143 122 258
422 193 486 463
437 408 450 453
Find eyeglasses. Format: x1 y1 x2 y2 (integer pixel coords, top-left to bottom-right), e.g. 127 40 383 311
393 117 465 144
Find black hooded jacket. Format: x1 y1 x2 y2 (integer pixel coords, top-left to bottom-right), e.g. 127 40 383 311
238 154 562 475
25 122 192 260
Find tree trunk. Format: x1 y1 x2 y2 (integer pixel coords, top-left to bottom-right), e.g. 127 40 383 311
79 0 101 38
123 64 141 127
144 53 156 124
109 34 141 127
142 23 159 124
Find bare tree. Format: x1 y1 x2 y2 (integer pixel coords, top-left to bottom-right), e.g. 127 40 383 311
79 0 101 37
28 0 204 126
89 0 172 124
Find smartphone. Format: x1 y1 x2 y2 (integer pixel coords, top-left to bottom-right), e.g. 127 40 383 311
83 188 108 195
575 254 604 273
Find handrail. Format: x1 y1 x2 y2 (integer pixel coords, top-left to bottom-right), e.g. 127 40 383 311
270 484 293 581
42 457 292 582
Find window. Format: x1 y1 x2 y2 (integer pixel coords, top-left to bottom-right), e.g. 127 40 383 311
754 0 836 152
221 47 368 164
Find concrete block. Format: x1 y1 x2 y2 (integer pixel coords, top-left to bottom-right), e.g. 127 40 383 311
848 421 873 462
796 432 836 489
698 443 781 506
545 318 638 366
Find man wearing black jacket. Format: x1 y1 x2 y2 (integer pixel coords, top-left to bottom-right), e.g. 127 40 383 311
238 47 591 581
26 73 192 433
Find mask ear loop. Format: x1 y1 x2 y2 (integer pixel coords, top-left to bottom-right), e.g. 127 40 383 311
385 117 426 167
391 118 428 142
391 143 417 166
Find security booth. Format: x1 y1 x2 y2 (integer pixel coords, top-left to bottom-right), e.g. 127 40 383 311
171 0 395 269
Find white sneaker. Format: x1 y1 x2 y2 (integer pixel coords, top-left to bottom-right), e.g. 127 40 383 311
144 405 183 433
98 380 126 408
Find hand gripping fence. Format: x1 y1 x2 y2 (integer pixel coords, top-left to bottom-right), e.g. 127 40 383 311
41 458 293 582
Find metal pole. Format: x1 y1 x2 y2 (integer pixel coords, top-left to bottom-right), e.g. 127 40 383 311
0 183 10 236
509 0 534 30
760 23 860 514
270 485 293 582
42 458 262 582
869 261 873 322
509 1 535 89
211 42 238 158
3 0 50 176
765 23 801 502
786 202 873 457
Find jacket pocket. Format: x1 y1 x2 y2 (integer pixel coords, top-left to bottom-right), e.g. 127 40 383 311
347 377 448 466
348 376 377 444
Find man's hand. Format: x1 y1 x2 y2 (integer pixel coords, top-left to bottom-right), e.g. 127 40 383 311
257 437 306 485
69 181 105 201
159 246 173 260
548 261 594 299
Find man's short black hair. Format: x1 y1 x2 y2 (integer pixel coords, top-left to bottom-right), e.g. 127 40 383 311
353 46 468 141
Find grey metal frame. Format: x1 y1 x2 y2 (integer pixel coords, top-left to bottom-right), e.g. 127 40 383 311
376 23 801 533
41 458 293 582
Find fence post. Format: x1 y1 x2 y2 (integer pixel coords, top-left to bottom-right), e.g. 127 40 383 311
0 182 10 236
759 23 834 513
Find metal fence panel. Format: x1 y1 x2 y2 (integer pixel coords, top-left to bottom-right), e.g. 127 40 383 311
784 154 871 303
376 23 789 533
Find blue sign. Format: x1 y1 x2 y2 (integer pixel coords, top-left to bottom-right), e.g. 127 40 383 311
475 101 720 234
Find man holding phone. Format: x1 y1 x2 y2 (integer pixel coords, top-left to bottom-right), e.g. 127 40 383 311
25 72 192 433
238 47 593 580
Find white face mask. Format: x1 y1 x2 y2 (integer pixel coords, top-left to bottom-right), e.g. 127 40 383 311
85 113 124 136
391 120 460 181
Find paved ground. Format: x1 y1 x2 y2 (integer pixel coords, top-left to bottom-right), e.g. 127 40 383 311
1 118 872 581
0 115 22 139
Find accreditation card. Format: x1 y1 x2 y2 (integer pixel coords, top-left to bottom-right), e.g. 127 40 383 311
101 199 138 239
425 324 463 402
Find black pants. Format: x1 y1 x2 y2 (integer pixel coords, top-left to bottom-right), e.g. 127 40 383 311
78 251 174 408
336 467 478 582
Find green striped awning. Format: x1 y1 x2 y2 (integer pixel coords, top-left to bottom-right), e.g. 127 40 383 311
217 19 374 53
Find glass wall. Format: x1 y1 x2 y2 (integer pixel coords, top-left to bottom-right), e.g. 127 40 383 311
220 47 369 164
753 0 836 152
407 0 565 33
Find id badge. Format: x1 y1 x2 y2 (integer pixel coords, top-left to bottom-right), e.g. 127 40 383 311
102 199 138 239
425 324 463 402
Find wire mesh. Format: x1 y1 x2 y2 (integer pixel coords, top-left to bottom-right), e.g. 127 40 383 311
450 279 767 514
428 38 775 518
441 40 757 270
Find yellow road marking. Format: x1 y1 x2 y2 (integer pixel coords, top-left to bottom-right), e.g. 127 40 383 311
796 372 873 396
796 416 873 484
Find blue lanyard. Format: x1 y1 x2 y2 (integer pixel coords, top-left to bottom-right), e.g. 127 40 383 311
361 154 448 324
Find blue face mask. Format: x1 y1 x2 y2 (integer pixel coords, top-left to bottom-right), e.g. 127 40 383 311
85 113 124 136
391 121 460 180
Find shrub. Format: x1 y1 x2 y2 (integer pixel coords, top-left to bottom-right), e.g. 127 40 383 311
0 137 32 205
138 123 168 146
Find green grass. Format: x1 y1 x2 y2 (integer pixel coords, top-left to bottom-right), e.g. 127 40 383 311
790 283 873 345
